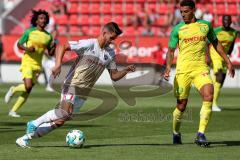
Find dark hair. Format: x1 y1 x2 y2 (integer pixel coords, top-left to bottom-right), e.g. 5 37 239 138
223 14 231 20
103 22 122 36
180 0 195 9
31 9 49 27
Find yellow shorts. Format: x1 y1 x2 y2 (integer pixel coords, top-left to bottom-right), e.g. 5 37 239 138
212 59 227 74
21 67 40 84
174 70 213 99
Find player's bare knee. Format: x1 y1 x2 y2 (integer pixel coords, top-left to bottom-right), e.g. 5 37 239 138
203 94 213 101
54 120 65 127
177 99 187 112
25 86 32 93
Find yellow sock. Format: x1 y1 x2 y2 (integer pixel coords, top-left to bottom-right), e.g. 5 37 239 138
12 84 26 94
173 108 184 134
198 101 212 133
213 81 221 106
11 92 29 112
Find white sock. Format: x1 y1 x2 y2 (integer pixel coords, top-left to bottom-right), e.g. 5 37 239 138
21 134 31 140
32 109 69 127
32 122 58 138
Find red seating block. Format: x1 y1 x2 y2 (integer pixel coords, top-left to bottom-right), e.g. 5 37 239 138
68 3 78 14
79 3 90 14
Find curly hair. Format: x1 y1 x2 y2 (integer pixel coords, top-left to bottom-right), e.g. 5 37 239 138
30 9 49 27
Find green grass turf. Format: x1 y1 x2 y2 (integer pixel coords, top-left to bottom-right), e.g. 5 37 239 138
0 84 240 160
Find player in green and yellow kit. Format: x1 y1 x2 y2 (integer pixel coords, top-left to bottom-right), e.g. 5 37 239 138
209 15 238 112
163 0 235 147
5 10 55 117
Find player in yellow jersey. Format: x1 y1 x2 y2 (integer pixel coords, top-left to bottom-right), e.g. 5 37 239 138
209 15 238 112
5 10 55 117
163 0 235 147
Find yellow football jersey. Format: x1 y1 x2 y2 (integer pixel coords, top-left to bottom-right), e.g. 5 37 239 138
19 27 53 71
169 19 217 74
210 27 237 61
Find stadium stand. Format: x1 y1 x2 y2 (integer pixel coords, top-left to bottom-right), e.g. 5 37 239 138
10 0 240 36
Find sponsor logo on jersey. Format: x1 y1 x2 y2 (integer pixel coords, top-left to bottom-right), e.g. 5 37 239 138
200 26 208 33
184 36 206 43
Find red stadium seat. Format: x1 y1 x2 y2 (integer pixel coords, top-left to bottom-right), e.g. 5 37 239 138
58 25 68 35
214 0 225 2
90 27 101 36
125 0 135 2
79 3 90 14
125 3 134 14
156 15 167 26
68 3 78 14
226 0 238 3
69 26 81 35
124 27 136 36
78 15 90 25
157 4 169 14
232 16 237 23
227 5 237 15
91 15 102 25
57 15 68 25
91 3 101 14
215 4 226 14
113 16 123 26
146 3 156 11
113 4 123 14
206 4 214 14
217 16 223 25
69 15 78 25
102 3 112 14
69 0 82 2
103 15 112 24
81 26 90 35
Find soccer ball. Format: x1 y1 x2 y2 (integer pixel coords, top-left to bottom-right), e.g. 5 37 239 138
66 130 85 148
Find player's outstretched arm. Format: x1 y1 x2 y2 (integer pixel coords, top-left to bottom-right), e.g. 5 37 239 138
108 65 136 81
163 48 175 81
52 43 71 78
227 34 237 56
47 41 56 56
212 39 235 78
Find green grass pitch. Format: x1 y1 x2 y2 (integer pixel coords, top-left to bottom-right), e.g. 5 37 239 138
0 84 240 160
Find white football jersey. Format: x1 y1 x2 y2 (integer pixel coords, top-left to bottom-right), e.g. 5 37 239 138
62 38 117 98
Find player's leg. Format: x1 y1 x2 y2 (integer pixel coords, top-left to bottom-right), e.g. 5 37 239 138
212 60 227 111
5 84 26 103
172 74 191 144
212 70 226 111
194 71 213 147
16 98 73 148
31 97 85 138
16 92 79 147
43 58 55 92
8 69 37 117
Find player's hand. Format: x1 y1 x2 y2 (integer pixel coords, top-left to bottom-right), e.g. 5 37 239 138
125 65 136 73
27 46 35 53
163 66 171 81
227 63 235 78
52 65 61 78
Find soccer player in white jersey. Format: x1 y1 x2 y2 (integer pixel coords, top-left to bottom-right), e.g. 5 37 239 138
16 22 136 148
